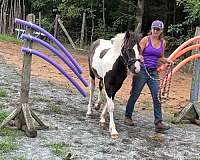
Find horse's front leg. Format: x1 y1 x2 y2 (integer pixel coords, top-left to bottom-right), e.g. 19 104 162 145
86 77 95 117
100 102 107 125
106 95 119 139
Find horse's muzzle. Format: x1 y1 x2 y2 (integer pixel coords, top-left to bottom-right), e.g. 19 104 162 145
128 59 141 73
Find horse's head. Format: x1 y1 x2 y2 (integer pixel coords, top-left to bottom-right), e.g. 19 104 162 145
121 30 141 73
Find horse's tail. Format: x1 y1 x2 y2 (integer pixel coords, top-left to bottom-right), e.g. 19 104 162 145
88 40 100 80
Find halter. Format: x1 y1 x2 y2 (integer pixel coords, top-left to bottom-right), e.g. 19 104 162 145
121 48 141 69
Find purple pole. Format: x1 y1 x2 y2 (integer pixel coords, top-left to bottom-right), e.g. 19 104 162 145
21 47 88 97
21 34 89 87
15 18 82 74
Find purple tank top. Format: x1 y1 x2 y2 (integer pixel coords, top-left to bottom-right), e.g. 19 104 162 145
143 36 163 68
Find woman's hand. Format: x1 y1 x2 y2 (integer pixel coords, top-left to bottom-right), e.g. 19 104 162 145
139 55 144 63
166 59 174 66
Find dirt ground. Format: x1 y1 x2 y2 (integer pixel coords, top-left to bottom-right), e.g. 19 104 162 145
0 40 198 116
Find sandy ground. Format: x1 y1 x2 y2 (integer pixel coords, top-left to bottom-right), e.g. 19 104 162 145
0 40 198 116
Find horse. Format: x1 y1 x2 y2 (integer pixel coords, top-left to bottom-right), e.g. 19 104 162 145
87 30 141 139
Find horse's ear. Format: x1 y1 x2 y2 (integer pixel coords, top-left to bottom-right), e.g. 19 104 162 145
134 23 142 34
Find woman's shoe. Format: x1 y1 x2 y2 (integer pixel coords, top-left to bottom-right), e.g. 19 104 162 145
124 116 135 126
155 122 170 133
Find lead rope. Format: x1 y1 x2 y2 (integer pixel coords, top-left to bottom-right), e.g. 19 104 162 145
158 63 174 103
144 63 174 104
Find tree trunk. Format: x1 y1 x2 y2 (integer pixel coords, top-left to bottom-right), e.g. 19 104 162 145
8 0 13 34
0 0 5 33
134 0 144 33
102 0 105 36
90 0 94 45
80 12 86 48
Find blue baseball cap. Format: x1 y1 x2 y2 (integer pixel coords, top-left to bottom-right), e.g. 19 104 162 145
151 20 164 30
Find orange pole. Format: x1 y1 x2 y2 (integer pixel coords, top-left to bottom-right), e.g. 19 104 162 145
171 44 200 61
172 53 200 75
168 36 200 60
165 54 200 81
158 36 200 72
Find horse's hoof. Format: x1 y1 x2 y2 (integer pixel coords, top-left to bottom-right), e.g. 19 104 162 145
111 134 119 139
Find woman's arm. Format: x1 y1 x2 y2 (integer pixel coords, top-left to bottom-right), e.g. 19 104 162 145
139 36 148 62
139 36 148 55
159 40 173 64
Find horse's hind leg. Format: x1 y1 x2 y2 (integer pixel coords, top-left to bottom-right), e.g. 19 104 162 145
86 75 95 117
94 78 103 110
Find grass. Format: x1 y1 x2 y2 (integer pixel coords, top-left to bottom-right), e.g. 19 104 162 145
13 156 27 160
0 111 24 155
48 103 62 113
0 128 24 155
191 158 200 160
48 142 65 157
146 135 165 143
0 111 9 122
0 88 7 97
32 96 50 102
0 128 24 138
0 34 22 45
0 137 18 154
141 100 152 109
165 115 177 124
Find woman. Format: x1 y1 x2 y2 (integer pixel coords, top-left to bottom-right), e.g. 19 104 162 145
124 20 171 133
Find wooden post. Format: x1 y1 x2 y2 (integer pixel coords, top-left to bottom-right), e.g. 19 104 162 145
20 14 35 104
0 14 48 137
190 27 200 102
38 12 41 27
80 12 86 49
174 27 200 125
57 17 76 50
54 14 59 39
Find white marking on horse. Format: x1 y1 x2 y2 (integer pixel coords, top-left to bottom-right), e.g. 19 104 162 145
92 34 125 78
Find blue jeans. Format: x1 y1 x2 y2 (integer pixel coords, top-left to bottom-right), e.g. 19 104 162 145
125 65 162 124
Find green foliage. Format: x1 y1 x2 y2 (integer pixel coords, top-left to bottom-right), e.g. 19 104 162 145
177 0 200 23
94 19 114 39
167 0 199 53
27 0 198 47
0 34 22 45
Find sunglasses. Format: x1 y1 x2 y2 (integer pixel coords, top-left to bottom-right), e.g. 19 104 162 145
152 27 161 31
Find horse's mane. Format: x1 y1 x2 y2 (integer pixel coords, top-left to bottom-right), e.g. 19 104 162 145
112 33 126 53
111 31 139 54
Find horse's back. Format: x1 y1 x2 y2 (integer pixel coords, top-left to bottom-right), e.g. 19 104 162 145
89 39 113 78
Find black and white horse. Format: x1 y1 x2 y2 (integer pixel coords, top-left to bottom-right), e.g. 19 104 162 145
87 30 141 138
